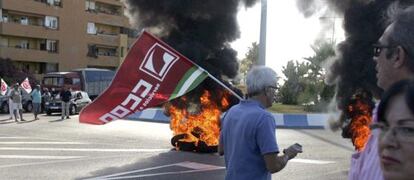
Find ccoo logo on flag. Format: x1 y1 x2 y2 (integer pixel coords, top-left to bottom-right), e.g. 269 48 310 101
139 43 179 81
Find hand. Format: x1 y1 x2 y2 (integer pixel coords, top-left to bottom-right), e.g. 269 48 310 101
283 143 303 160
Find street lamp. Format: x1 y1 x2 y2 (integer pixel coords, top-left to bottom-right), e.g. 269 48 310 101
319 16 341 44
258 0 267 66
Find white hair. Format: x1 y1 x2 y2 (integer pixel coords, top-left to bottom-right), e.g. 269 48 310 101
246 66 278 95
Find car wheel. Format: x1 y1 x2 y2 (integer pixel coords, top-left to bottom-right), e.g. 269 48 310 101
69 105 76 115
25 101 33 113
1 102 9 114
46 110 52 115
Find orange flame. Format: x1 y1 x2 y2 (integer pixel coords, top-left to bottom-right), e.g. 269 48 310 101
169 90 231 147
348 100 372 151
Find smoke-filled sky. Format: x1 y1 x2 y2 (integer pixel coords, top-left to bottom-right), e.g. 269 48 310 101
232 0 345 79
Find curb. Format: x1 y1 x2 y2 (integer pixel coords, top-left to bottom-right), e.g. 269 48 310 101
126 108 328 129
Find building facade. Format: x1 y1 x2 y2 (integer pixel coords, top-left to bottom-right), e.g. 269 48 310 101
0 0 136 80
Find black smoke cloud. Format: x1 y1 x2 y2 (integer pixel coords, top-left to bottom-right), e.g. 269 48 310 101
123 0 259 79
295 0 414 111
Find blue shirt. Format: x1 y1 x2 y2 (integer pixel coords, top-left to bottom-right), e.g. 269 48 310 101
220 100 279 180
30 89 42 103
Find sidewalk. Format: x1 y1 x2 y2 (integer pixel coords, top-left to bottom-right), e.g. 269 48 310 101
126 108 329 129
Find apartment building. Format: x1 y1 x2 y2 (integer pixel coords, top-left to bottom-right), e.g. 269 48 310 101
0 0 137 80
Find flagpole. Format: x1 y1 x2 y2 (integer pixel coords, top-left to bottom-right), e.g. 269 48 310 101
198 68 244 101
141 30 244 100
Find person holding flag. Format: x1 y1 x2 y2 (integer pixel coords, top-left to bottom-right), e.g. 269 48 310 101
10 83 25 122
1 78 14 120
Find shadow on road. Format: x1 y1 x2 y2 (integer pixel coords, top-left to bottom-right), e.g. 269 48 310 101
79 150 225 180
0 118 16 125
49 119 65 123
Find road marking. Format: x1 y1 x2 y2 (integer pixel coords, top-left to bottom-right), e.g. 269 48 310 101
0 153 142 169
290 158 335 164
0 137 31 139
86 161 224 180
0 142 87 144
0 147 170 152
0 155 84 159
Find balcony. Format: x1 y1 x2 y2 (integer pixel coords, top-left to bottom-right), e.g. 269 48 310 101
86 12 129 28
95 0 123 6
0 22 59 39
87 33 120 47
2 1 60 17
0 46 59 63
87 55 120 67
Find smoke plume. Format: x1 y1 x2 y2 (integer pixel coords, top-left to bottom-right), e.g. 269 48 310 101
295 0 414 111
123 0 259 79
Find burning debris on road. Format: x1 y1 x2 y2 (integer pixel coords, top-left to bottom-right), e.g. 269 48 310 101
122 0 255 152
164 79 241 153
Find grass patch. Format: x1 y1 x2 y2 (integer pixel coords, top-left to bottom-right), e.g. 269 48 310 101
268 103 307 114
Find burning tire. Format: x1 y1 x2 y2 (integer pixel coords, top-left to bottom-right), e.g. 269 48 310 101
171 134 218 153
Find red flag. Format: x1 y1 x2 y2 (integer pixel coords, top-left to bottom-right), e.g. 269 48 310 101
0 78 8 96
79 31 209 125
20 77 32 94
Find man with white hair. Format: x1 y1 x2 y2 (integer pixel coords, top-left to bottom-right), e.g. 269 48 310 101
219 66 302 180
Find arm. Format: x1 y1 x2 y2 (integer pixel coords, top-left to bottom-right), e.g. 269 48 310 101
218 140 224 156
264 144 302 173
263 153 289 173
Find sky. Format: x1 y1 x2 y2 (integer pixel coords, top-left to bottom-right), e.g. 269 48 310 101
231 1 345 79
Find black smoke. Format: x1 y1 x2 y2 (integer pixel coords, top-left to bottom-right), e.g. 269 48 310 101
296 0 414 110
123 0 259 79
294 0 414 134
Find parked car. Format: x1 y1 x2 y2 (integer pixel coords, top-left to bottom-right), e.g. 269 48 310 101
0 91 33 114
44 91 91 115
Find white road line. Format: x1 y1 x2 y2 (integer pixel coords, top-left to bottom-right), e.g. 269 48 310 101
101 169 224 180
0 137 31 139
0 155 84 159
86 161 225 180
290 158 335 164
0 154 138 169
0 147 170 152
175 161 224 170
0 142 87 144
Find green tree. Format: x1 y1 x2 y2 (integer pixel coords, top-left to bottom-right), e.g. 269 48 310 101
278 41 336 109
239 42 258 77
0 58 38 87
279 60 308 104
300 41 336 106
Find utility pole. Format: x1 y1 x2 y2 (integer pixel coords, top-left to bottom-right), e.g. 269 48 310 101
319 16 340 44
258 0 267 66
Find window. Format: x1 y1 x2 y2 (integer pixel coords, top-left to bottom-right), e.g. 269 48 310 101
72 78 81 86
87 22 97 34
45 16 58 29
46 40 57 52
2 15 8 22
20 40 29 49
20 16 28 25
43 77 63 86
45 63 58 73
85 0 96 11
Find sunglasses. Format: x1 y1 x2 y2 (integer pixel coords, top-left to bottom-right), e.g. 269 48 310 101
372 43 396 57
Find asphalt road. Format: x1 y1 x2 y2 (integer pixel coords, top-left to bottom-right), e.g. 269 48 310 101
0 113 354 180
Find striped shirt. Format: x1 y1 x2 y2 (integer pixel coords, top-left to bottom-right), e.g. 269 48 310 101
348 105 384 180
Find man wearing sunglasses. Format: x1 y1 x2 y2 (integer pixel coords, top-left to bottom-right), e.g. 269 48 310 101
349 5 414 180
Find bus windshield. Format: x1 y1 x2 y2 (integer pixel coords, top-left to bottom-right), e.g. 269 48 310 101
43 77 64 86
